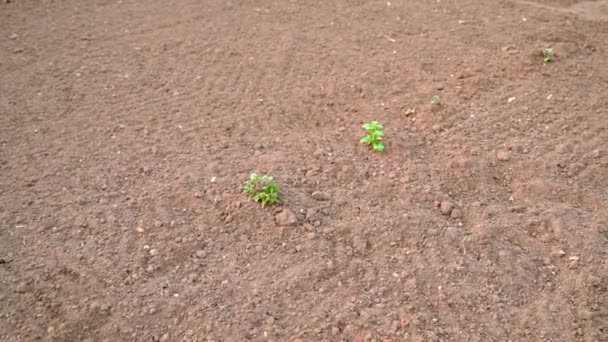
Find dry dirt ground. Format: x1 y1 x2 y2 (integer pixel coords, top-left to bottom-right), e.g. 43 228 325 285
1 0 607 341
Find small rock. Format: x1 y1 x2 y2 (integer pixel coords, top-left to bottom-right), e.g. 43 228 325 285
496 150 511 161
569 162 585 174
136 227 145 233
311 191 330 201
588 275 601 287
439 201 454 215
159 333 170 342
501 45 519 54
578 309 594 320
331 327 340 336
185 330 194 337
9 33 18 40
555 144 572 154
445 226 460 241
550 246 566 258
195 250 206 258
149 307 157 315
591 149 601 158
275 209 297 226
353 236 367 254
149 249 159 256
450 208 463 219
508 205 526 213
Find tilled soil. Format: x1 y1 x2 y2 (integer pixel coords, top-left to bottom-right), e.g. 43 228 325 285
1 0 607 341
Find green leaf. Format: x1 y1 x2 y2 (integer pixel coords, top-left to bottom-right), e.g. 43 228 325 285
264 184 279 192
360 135 372 144
373 143 385 152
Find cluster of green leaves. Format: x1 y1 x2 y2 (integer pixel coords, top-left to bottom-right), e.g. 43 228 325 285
243 173 280 207
360 121 385 152
543 48 554 63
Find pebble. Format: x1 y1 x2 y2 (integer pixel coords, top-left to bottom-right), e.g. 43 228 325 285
445 227 460 241
275 209 298 226
195 250 206 258
555 144 572 154
588 275 601 287
578 309 594 320
353 236 367 254
450 208 463 219
508 205 526 213
550 246 566 258
439 201 454 215
501 45 519 54
331 327 340 336
591 149 601 158
149 249 159 256
496 150 511 161
136 227 145 233
159 333 170 342
186 330 194 337
311 191 330 201
149 307 157 314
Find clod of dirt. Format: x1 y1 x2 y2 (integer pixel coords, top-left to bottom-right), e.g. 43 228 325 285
587 275 601 287
496 150 511 161
439 200 454 215
450 208 463 219
311 191 330 201
275 209 297 226
353 236 367 254
550 246 566 258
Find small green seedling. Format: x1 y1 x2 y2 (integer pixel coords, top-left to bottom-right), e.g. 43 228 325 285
253 184 280 207
543 48 554 63
431 95 443 106
360 121 385 152
243 173 280 207
404 107 417 116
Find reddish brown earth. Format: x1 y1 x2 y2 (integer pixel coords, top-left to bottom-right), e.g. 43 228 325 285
1 0 607 341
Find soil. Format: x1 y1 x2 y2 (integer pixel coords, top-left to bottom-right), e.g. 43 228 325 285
1 0 607 341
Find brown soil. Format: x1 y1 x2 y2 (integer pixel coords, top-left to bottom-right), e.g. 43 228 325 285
1 0 607 341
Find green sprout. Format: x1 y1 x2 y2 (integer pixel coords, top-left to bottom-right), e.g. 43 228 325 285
243 173 280 207
543 48 554 63
431 95 443 106
253 184 280 207
360 121 385 152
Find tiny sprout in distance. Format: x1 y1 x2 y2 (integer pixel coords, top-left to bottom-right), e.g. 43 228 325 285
243 173 280 207
543 48 554 63
360 121 385 152
431 95 444 106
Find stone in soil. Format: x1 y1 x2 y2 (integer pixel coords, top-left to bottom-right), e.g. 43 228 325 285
275 209 298 226
311 191 330 201
496 149 511 161
440 201 454 215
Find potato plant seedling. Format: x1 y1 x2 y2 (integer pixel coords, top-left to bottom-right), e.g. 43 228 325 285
360 121 385 152
543 48 554 63
243 173 280 207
